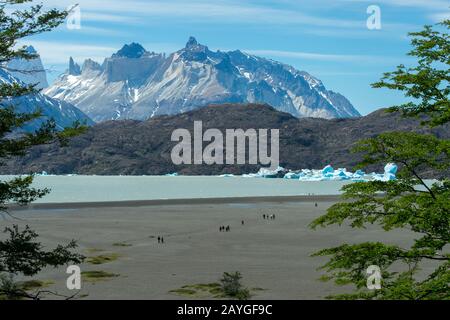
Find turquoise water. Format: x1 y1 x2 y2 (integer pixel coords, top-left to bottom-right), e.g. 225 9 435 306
0 175 353 203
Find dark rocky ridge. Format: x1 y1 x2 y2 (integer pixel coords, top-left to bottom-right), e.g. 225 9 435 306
3 104 448 177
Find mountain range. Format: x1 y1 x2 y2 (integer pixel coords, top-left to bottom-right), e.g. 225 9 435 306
3 104 447 177
0 49 94 132
44 38 360 122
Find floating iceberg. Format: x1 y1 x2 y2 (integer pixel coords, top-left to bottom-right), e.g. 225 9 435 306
243 166 285 178
258 166 285 178
322 165 334 175
165 173 179 177
372 163 398 181
283 171 302 179
385 163 398 174
240 163 397 182
35 171 55 176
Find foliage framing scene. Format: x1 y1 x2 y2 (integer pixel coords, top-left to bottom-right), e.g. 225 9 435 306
0 0 448 303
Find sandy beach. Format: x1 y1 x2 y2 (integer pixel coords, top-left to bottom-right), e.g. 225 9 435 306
5 196 425 300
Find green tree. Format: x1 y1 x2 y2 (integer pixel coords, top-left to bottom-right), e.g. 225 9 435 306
0 0 86 300
372 20 450 127
220 271 251 300
310 20 450 300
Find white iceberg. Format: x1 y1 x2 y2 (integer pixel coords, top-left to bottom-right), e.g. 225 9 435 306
284 172 302 179
228 163 398 182
372 163 398 181
322 165 334 175
165 173 179 177
241 166 285 178
219 174 235 177
240 164 398 182
384 163 398 175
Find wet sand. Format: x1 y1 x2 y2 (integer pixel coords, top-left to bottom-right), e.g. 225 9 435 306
4 197 421 300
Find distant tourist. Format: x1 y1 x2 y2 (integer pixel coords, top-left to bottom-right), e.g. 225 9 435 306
157 236 161 243
315 203 318 207
161 237 164 244
241 220 244 225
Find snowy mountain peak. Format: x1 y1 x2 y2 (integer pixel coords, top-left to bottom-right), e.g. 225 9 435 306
6 46 48 89
25 45 37 54
68 57 81 76
44 39 361 122
113 42 147 59
0 65 93 132
179 37 210 62
185 36 198 48
81 59 101 73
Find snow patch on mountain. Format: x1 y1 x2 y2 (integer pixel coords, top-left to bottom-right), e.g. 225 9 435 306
5 46 48 90
0 66 93 132
44 38 361 122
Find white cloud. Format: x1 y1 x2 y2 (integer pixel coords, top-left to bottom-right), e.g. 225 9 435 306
62 25 132 37
342 0 449 10
429 12 450 22
18 40 179 67
20 41 117 65
40 0 363 28
244 49 405 64
81 12 143 24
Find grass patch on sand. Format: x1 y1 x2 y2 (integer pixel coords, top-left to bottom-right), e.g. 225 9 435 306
112 242 132 247
170 272 264 299
81 271 119 282
0 279 54 300
86 248 104 254
170 282 258 299
87 253 120 265
169 288 197 296
18 279 54 291
170 283 221 298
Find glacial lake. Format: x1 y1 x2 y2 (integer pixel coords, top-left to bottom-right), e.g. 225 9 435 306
0 175 355 203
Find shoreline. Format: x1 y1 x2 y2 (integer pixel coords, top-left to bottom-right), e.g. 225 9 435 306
9 194 342 210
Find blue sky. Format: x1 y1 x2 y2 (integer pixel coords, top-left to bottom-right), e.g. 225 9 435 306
20 0 450 115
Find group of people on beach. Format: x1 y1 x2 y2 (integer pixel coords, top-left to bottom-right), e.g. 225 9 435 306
155 204 320 242
263 213 276 220
219 220 246 232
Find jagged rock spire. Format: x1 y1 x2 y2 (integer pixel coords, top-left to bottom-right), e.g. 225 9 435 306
68 57 81 76
113 43 147 58
185 36 198 48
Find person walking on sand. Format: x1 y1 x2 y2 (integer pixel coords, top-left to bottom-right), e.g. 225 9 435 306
242 220 244 225
161 237 164 244
315 203 318 207
157 236 161 243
